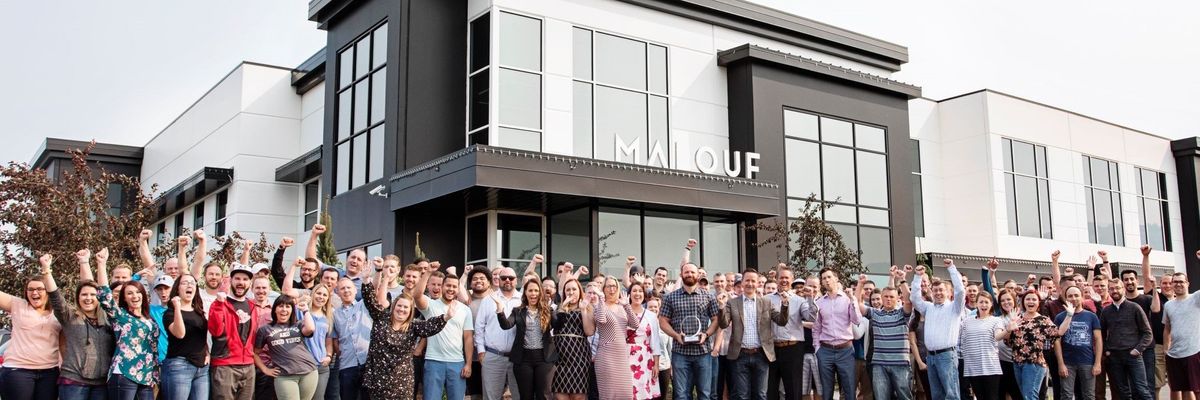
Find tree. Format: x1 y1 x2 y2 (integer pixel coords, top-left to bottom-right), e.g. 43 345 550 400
149 228 276 269
314 198 340 267
750 194 867 286
0 142 156 302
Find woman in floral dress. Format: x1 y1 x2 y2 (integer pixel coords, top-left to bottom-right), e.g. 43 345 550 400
593 276 639 400
552 279 594 400
627 282 662 399
362 261 451 400
96 255 160 400
1006 289 1071 400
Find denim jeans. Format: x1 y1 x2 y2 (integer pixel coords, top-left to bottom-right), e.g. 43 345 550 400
672 352 714 400
871 364 913 400
1060 364 1096 400
162 357 210 400
424 360 467 400
1013 362 1046 400
924 350 960 400
60 382 108 400
339 366 365 400
733 352 769 400
1106 351 1152 400
711 355 723 399
816 346 855 400
1141 344 1157 396
0 366 59 400
111 374 154 400
325 359 341 400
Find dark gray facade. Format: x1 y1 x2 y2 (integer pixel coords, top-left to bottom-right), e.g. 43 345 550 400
1171 138 1200 290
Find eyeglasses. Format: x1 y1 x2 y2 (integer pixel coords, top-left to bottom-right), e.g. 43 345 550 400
26 288 46 293
499 276 517 281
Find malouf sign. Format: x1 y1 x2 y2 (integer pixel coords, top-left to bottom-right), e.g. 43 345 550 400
613 136 760 179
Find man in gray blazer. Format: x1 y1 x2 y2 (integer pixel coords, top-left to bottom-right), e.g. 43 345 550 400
719 269 790 400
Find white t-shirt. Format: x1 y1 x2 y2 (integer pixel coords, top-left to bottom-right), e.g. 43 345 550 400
420 298 474 363
1163 292 1200 358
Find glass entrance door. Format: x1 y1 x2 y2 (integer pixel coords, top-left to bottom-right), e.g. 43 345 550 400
465 210 546 280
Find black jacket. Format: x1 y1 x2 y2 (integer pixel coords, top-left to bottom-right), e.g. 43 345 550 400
497 305 559 364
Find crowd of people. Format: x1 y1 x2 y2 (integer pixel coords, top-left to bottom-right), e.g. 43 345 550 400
0 227 1197 400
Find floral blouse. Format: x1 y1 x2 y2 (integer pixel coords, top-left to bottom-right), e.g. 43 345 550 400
1006 314 1059 364
361 282 448 400
99 286 160 386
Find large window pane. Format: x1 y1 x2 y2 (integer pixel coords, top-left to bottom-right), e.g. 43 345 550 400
355 39 371 79
829 223 858 261
550 208 590 268
648 44 667 94
824 203 856 224
649 96 668 163
370 68 386 125
784 110 818 140
499 12 541 71
466 214 488 262
336 142 350 194
339 49 354 89
860 208 889 227
1005 174 1018 234
785 139 820 198
820 117 853 147
1092 188 1115 245
352 134 368 187
372 24 387 69
822 145 855 204
469 15 490 72
1037 179 1052 238
1014 175 1040 238
369 126 384 182
499 68 541 129
1089 158 1110 189
573 28 592 79
1143 198 1165 250
337 90 352 141
497 213 541 262
354 81 369 132
498 127 541 152
594 86 647 162
595 33 646 90
913 175 924 237
1002 138 1013 172
1011 140 1036 176
644 211 700 273
859 227 891 275
855 125 886 152
702 218 738 275
856 151 888 208
468 72 489 131
597 208 641 278
572 82 593 157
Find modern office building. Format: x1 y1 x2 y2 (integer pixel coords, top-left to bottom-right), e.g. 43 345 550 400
304 0 923 278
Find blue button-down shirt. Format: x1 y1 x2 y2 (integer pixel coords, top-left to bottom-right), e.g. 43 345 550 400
331 300 372 369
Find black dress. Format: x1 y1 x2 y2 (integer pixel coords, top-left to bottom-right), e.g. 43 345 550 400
361 282 448 400
552 309 591 394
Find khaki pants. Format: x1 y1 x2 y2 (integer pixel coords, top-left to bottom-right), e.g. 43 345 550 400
211 364 256 400
1155 346 1168 393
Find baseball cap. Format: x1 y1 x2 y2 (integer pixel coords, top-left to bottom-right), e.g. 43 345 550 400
229 263 254 279
250 263 270 276
153 275 175 289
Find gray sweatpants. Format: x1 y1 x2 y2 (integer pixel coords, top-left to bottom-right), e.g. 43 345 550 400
481 353 520 400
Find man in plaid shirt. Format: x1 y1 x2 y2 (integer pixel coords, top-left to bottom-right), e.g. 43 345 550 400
660 239 720 400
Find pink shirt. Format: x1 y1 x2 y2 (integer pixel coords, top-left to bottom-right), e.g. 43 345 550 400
2 298 62 369
812 291 860 347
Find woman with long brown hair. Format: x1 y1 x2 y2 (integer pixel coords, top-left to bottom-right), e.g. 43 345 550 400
362 259 451 400
552 278 595 400
95 248 161 400
497 276 557 400
46 249 115 400
1007 289 1071 400
162 273 209 400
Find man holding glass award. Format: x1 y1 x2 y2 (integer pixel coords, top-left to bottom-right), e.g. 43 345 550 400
660 239 721 400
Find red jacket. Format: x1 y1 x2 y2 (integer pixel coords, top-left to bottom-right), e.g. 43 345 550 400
207 297 259 367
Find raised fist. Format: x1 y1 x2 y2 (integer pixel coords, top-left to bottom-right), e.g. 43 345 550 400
96 248 109 263
372 257 384 269
858 274 868 284
532 254 544 264
447 266 457 276
916 265 926 276
178 236 191 247
294 257 306 267
1026 274 1037 284
943 258 953 267
171 296 182 308
1140 245 1151 256
987 258 999 270
579 266 590 275
1051 250 1061 262
139 229 152 241
217 292 228 302
430 261 441 271
889 265 897 274
243 239 254 248
193 229 206 241
39 253 53 270
904 265 914 272
626 256 636 264
716 292 728 306
280 237 295 248
76 249 91 263
312 224 327 234
1064 267 1075 276
686 239 698 249
1097 250 1108 261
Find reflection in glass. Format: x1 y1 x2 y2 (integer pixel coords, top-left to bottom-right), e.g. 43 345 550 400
356 39 371 80
499 12 541 71
595 33 646 90
499 68 542 129
1014 175 1040 238
785 139 820 199
551 208 590 268
354 81 369 133
859 227 891 274
369 126 384 182
497 213 541 261
856 151 888 208
339 49 354 89
597 209 641 278
337 90 352 141
822 145 855 204
594 86 647 162
644 212 699 273
703 218 737 275
469 15 490 72
352 134 368 187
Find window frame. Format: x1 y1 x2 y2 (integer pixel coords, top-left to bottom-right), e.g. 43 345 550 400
1136 167 1171 251
303 179 321 231
1082 155 1124 246
1001 137 1053 239
492 10 544 152
334 21 388 195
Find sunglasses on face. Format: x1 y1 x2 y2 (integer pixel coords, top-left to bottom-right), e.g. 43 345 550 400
499 276 517 281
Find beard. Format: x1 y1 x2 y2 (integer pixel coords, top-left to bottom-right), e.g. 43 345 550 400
682 275 697 287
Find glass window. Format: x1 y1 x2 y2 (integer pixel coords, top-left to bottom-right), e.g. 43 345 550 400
859 227 891 274
911 139 924 237
823 203 856 224
572 82 593 157
353 81 369 132
597 208 641 278
339 49 354 89
648 44 668 94
352 134 367 187
855 125 886 152
304 182 319 229
499 12 541 71
784 110 818 140
369 126 384 182
856 151 888 208
355 39 371 80
496 213 542 273
860 208 889 227
594 33 646 90
785 139 820 199
822 145 855 204
820 117 853 146
106 183 123 216
498 127 541 152
468 72 489 131
336 142 350 194
644 211 700 274
649 96 668 160
1137 168 1170 250
466 214 488 263
1083 156 1123 246
469 15 490 72
550 208 590 268
370 68 386 125
335 22 388 194
573 28 592 80
594 86 647 162
702 218 738 275
174 213 185 238
337 91 352 142
372 25 387 69
498 68 542 129
193 203 204 230
1002 138 1052 238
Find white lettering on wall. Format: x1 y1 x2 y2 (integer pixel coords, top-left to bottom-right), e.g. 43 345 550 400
613 136 761 179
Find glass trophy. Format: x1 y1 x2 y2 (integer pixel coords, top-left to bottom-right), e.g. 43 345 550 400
682 315 703 344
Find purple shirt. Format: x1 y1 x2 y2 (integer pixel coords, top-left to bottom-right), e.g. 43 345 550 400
813 291 860 347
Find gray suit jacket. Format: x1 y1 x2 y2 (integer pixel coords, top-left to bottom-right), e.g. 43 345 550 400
719 295 788 361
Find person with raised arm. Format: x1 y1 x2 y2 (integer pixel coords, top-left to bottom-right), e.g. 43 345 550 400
909 259 966 400
551 278 594 400
855 267 914 400
811 266 861 400
1120 245 1164 397
590 276 639 400
208 260 261 400
718 269 788 400
49 250 113 400
496 273 557 400
251 293 317 400
162 262 210 400
281 261 335 400
362 259 452 400
1006 288 1072 400
659 243 720 400
91 246 161 400
1053 284 1103 400
1161 251 1200 400
420 268 475 400
136 229 181 306
766 264 817 400
330 257 377 400
627 281 663 400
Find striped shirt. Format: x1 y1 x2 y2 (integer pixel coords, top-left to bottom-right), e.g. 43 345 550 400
960 316 1006 377
864 307 911 366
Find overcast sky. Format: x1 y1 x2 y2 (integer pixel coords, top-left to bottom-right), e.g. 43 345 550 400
2 1 1197 165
